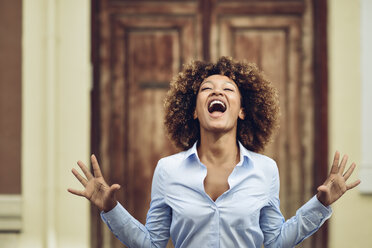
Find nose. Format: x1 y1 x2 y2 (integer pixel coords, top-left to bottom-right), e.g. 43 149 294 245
211 88 223 96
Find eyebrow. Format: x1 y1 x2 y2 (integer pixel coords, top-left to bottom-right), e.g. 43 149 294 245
201 80 236 86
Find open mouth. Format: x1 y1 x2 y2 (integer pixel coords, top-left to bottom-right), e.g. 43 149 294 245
208 100 226 113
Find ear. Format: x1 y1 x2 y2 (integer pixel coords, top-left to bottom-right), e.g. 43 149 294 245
238 108 245 120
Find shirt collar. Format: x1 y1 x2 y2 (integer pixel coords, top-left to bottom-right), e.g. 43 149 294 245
183 140 254 167
237 141 254 167
183 141 199 160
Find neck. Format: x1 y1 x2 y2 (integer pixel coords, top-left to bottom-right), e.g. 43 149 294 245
197 129 240 167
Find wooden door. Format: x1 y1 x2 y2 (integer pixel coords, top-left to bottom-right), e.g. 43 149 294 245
91 0 328 247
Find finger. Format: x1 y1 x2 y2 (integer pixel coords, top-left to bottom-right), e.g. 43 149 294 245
317 185 328 193
77 160 93 180
346 179 361 190
343 162 356 180
330 151 340 174
71 168 88 186
109 184 121 195
91 154 103 178
108 184 121 198
338 154 348 175
67 188 85 197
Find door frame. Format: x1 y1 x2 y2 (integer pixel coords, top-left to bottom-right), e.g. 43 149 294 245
312 0 329 246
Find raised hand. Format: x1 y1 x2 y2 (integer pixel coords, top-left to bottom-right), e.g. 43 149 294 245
68 154 120 212
317 151 361 207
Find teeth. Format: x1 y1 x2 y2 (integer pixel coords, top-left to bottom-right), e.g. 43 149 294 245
208 100 227 113
209 100 225 108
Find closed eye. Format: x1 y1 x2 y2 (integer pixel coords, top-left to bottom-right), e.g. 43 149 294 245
201 87 212 91
224 88 234 92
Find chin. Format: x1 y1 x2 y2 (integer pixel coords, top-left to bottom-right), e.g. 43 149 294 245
205 124 235 133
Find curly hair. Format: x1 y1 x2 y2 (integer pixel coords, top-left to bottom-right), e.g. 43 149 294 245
164 56 279 152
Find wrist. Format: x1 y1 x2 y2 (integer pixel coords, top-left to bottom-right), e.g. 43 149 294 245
103 201 118 213
316 192 329 207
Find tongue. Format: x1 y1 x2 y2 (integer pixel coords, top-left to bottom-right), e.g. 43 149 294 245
208 103 226 113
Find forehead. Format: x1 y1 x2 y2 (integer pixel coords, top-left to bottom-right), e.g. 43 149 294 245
202 74 236 85
197 74 243 98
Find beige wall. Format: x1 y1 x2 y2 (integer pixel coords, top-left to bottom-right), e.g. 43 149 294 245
0 0 371 247
328 0 372 247
0 0 91 247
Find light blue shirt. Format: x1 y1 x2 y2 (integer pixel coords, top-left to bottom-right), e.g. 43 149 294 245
101 141 332 248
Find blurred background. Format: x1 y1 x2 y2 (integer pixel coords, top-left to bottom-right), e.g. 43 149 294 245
0 0 371 247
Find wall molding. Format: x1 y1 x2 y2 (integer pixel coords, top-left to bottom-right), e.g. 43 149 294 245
0 194 22 232
360 0 372 194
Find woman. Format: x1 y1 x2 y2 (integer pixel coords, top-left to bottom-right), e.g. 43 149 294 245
68 57 360 247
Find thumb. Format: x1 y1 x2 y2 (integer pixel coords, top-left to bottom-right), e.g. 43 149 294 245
108 184 121 198
317 185 327 192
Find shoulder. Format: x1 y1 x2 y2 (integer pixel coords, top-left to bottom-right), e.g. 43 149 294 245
246 151 280 196
155 150 189 175
246 150 279 177
159 150 187 163
157 150 188 167
239 142 278 176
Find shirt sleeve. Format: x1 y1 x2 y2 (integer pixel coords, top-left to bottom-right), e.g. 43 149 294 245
260 165 332 248
101 160 171 248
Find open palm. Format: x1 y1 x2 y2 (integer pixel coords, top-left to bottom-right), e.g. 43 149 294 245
68 155 120 212
317 151 361 206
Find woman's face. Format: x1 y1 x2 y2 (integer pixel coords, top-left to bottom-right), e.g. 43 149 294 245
194 74 245 134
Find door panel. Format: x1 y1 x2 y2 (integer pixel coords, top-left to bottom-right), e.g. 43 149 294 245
92 1 202 247
111 14 200 220
214 14 305 218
